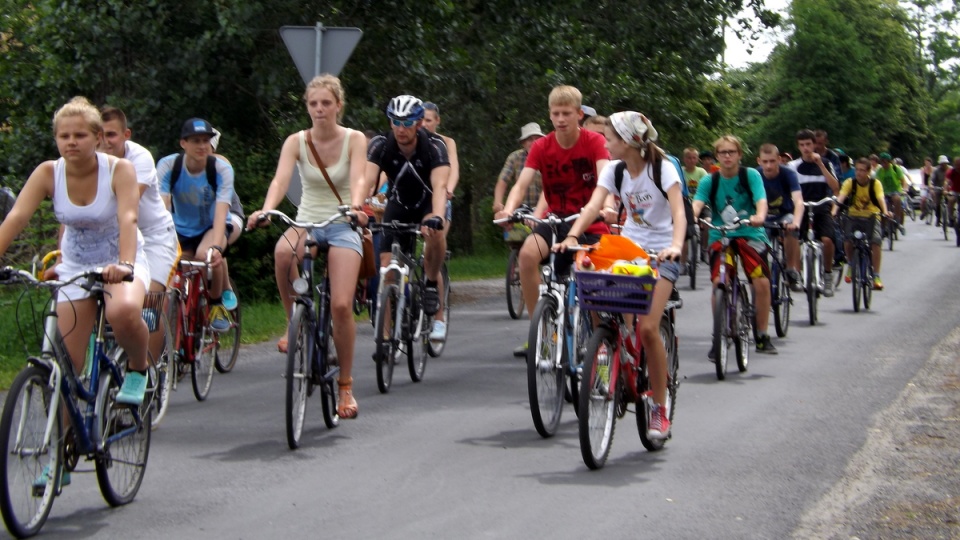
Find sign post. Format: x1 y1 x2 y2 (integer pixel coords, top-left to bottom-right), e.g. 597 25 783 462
280 24 363 83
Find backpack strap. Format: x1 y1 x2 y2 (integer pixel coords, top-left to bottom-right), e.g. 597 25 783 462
170 153 218 194
709 167 754 211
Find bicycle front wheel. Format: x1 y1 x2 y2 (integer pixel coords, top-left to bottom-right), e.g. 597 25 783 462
285 304 311 449
149 315 176 430
318 299 339 430
862 256 873 311
735 285 751 373
773 262 790 338
527 297 565 438
805 251 818 326
687 234 698 290
713 288 729 381
374 285 399 394
578 327 618 469
851 250 861 313
214 278 241 374
506 249 524 319
95 362 152 507
190 303 217 402
407 291 428 383
0 366 62 538
426 262 451 358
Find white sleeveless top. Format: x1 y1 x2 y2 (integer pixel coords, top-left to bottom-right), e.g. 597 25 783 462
296 128 354 223
53 152 144 268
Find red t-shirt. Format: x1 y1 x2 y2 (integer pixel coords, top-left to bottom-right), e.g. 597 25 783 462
526 129 610 234
946 167 960 192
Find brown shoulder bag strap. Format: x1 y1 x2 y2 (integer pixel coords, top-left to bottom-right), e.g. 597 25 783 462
305 129 342 205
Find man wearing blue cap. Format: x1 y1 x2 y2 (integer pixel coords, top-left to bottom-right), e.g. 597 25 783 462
157 118 237 332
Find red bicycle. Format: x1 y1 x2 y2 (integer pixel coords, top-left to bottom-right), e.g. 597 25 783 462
168 249 221 401
576 255 681 469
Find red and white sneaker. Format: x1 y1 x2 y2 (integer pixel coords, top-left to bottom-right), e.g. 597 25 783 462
646 403 671 440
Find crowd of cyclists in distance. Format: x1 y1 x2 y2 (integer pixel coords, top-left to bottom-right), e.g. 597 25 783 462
0 73 956 509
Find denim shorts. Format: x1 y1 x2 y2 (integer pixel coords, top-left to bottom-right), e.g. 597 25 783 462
310 222 363 256
657 259 682 283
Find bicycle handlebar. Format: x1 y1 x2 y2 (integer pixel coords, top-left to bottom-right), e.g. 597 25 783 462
493 211 580 227
254 207 356 231
803 196 836 208
0 266 131 289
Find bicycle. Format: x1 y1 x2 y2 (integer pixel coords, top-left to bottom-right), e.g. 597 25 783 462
838 213 877 313
0 268 151 538
947 191 960 247
575 255 681 469
503 210 532 320
799 197 835 326
763 221 792 338
256 209 354 449
370 220 450 394
167 249 221 402
493 211 591 437
880 195 901 251
701 219 753 380
684 222 699 290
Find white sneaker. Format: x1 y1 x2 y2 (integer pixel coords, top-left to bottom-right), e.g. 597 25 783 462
429 321 447 343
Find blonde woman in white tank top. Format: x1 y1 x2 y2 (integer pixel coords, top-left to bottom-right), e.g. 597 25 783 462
0 97 151 406
248 75 368 419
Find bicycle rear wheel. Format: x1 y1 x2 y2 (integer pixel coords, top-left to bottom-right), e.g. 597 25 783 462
773 262 790 338
426 262 451 358
527 297 565 438
863 257 873 311
687 234 698 290
214 278 241 374
149 311 176 430
712 288 729 381
95 361 152 507
637 315 674 451
735 285 751 373
374 285 399 394
407 287 428 383
285 304 311 449
190 297 217 401
0 366 62 538
886 220 895 251
578 327 618 469
506 249 524 319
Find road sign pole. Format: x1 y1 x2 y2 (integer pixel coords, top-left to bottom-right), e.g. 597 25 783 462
314 22 323 79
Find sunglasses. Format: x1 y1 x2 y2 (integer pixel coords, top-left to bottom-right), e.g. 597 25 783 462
391 118 418 128
716 149 738 156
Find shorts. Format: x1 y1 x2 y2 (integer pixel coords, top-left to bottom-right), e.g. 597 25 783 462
844 216 881 245
228 213 244 242
381 203 432 255
656 259 682 283
799 204 836 244
445 200 452 222
142 225 179 286
310 222 363 256
177 222 230 255
531 220 600 278
710 238 770 283
56 249 150 304
765 214 800 242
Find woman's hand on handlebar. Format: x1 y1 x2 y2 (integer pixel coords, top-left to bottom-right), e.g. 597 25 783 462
658 245 682 263
246 210 271 231
552 235 578 253
102 262 134 284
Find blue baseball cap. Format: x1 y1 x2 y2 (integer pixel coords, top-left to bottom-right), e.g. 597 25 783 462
180 118 216 139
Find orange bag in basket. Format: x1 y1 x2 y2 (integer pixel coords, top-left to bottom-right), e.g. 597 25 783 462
575 234 648 271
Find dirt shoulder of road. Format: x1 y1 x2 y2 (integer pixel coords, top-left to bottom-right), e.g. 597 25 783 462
793 326 960 539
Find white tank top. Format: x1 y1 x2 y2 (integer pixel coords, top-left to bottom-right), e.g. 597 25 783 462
53 152 143 267
296 128 354 223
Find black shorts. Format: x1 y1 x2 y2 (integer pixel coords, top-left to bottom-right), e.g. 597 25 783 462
800 204 836 244
177 223 232 255
381 203 433 255
530 221 600 279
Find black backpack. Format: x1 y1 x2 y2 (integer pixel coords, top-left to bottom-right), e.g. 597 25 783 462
845 178 882 211
168 153 244 219
614 154 695 234
708 167 754 214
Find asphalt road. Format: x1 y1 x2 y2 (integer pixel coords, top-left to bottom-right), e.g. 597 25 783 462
4 218 959 540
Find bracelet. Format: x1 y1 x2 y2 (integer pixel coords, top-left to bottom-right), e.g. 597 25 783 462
211 245 224 254
566 234 579 241
118 261 135 272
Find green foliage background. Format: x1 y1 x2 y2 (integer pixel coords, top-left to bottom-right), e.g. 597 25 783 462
1 0 956 300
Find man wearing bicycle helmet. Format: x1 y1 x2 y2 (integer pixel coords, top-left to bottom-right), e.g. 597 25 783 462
366 95 451 343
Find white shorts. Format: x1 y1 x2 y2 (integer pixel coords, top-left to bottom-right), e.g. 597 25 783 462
228 213 244 245
143 225 179 287
56 248 150 305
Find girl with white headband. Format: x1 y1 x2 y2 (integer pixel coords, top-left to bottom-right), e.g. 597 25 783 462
554 111 686 441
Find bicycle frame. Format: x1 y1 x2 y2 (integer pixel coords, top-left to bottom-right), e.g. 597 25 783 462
375 226 424 347
799 197 834 294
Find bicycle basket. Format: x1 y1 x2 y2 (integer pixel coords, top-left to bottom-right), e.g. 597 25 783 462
142 291 165 333
575 270 657 314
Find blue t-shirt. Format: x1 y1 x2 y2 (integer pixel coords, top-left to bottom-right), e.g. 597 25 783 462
757 166 800 217
157 154 235 238
694 167 769 245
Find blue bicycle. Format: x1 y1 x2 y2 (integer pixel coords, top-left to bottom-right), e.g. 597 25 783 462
0 267 151 538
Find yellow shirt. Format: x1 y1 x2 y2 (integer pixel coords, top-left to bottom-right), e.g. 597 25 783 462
840 179 884 218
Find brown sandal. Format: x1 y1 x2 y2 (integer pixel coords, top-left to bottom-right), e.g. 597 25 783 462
337 377 358 419
277 336 288 353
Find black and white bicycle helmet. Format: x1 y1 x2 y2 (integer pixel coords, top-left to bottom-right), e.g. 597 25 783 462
386 95 425 121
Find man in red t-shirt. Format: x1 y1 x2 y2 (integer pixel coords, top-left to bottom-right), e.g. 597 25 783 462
497 85 611 356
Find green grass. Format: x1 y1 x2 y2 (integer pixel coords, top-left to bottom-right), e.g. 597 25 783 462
0 289 48 390
0 251 511 389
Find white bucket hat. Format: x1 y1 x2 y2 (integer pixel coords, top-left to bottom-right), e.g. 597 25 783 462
518 122 545 142
939 154 950 165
